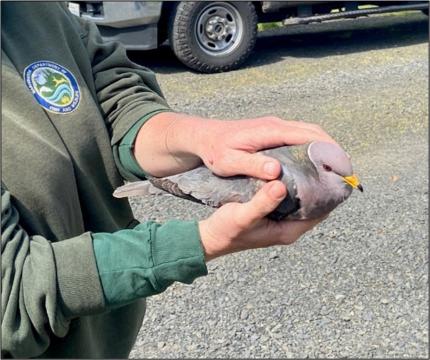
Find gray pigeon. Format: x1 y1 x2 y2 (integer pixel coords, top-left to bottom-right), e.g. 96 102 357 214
113 141 363 221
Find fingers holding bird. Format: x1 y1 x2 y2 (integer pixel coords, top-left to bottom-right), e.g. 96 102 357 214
198 180 328 261
198 117 337 181
204 150 282 180
234 180 287 229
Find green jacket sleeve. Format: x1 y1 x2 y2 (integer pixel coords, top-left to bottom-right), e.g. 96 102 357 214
1 187 105 358
77 15 173 181
93 220 208 307
1 186 208 357
117 111 166 180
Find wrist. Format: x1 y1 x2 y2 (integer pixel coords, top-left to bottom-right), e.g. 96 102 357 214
168 114 218 159
198 219 230 262
198 220 222 262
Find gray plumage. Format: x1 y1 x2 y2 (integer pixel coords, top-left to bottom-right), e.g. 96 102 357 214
114 141 362 221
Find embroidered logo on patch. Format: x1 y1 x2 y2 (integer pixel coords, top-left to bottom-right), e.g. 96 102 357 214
24 61 80 114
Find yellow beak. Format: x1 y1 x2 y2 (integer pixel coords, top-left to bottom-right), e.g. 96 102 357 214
343 174 363 192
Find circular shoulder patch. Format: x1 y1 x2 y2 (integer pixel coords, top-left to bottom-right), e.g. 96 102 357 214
23 61 80 114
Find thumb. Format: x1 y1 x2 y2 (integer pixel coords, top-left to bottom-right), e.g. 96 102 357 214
235 180 287 228
229 152 282 180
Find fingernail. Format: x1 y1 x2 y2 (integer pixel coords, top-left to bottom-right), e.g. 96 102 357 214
264 161 279 177
270 182 285 199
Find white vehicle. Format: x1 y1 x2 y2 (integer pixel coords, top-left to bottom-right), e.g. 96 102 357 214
68 1 429 73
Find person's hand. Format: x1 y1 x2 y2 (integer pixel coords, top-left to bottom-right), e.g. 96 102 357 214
135 113 336 178
198 180 326 261
194 116 336 180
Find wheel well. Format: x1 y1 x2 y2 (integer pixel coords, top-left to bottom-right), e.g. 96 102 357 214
252 1 264 16
160 1 179 21
158 1 179 45
252 1 294 23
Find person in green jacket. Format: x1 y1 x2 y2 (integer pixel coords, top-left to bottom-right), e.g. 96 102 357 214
1 2 335 358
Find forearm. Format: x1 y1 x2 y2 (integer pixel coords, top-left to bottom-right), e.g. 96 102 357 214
133 112 210 177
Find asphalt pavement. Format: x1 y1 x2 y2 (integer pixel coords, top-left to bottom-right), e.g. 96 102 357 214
128 12 428 358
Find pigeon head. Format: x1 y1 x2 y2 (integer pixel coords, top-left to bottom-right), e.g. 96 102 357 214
307 141 363 193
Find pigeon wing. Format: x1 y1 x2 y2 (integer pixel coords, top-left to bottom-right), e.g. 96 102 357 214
113 181 169 198
149 166 262 208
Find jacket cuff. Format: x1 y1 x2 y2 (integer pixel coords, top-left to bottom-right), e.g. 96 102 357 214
117 109 172 180
52 232 106 318
151 220 208 289
111 104 172 146
92 220 208 307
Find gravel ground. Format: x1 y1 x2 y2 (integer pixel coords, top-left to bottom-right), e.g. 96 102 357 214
128 13 428 358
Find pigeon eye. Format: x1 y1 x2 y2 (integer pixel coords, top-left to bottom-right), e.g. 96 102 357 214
323 164 332 172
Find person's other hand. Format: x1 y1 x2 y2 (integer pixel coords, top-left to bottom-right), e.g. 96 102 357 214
198 180 326 261
195 116 336 180
135 113 336 179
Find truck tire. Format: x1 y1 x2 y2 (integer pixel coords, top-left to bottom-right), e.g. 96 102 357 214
169 1 257 73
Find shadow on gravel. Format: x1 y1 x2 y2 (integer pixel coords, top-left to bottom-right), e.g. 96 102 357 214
128 13 429 74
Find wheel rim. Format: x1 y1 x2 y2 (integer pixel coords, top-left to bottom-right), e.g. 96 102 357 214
195 2 244 56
